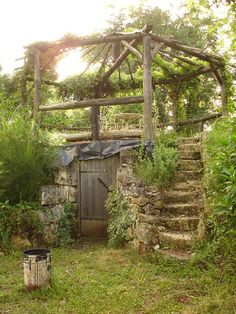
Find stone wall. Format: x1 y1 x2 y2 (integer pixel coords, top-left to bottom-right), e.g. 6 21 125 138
118 149 163 252
39 160 78 245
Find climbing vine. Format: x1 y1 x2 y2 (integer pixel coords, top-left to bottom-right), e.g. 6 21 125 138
106 190 135 248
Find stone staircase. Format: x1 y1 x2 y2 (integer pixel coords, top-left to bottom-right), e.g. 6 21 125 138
157 136 204 259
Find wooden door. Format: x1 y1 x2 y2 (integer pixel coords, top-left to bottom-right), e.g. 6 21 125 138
79 154 120 236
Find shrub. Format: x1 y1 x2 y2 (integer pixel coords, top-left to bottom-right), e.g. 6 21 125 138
58 202 77 247
0 117 55 203
106 190 134 248
202 117 236 270
0 201 43 253
135 131 178 188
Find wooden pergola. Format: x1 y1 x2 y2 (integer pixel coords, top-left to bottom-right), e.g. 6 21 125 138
27 25 227 142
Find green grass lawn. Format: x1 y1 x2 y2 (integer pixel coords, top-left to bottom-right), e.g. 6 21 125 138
0 239 235 314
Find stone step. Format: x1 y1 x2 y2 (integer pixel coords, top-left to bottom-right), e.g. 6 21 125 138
177 137 200 145
164 190 200 203
176 170 202 181
178 151 201 160
178 143 201 153
162 203 203 216
160 216 199 231
159 231 193 249
157 248 192 260
172 180 203 191
178 160 202 171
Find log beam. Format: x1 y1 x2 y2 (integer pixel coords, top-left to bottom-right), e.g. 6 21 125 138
121 40 142 63
63 129 143 142
156 113 221 128
150 34 223 65
143 34 154 140
39 96 144 111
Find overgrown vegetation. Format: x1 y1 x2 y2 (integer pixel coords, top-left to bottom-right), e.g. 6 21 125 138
0 117 55 204
58 202 77 247
106 190 134 248
0 201 43 253
135 132 178 187
201 117 236 272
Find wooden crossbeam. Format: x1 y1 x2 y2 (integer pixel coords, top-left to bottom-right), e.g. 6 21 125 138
150 34 223 65
39 95 144 111
121 40 142 63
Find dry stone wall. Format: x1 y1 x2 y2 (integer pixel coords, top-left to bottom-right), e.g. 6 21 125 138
39 160 78 245
118 150 163 252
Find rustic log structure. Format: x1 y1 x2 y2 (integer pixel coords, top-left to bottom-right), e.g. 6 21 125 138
26 25 227 142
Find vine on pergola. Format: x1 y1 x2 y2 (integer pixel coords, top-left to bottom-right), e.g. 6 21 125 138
22 25 231 141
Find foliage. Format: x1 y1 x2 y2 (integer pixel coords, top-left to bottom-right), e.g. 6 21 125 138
106 190 134 248
202 117 236 270
58 202 77 247
135 132 178 188
0 117 55 204
0 201 43 253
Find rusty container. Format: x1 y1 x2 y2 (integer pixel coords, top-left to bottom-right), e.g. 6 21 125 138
23 248 51 291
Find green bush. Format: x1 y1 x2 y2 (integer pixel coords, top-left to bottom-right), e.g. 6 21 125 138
202 117 236 270
135 131 178 187
0 117 55 203
0 201 43 253
106 190 134 248
58 202 77 247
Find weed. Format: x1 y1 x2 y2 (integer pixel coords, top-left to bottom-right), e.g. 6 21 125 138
135 131 178 187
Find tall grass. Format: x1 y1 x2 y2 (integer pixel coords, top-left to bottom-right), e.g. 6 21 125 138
0 117 55 203
135 131 178 188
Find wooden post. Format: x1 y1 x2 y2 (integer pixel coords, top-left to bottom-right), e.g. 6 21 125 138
91 85 101 141
220 81 228 116
142 34 154 141
33 49 41 123
172 101 178 131
113 41 121 62
210 63 228 116
172 82 181 131
21 73 27 106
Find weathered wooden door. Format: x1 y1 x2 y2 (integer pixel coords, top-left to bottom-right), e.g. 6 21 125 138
79 154 120 236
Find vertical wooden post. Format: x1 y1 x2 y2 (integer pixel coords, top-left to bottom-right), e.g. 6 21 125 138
142 34 154 141
220 80 228 116
21 73 27 106
33 49 41 123
172 82 181 131
113 41 121 63
91 85 101 141
210 64 228 116
172 101 178 131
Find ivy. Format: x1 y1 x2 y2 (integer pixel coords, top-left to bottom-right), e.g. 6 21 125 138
106 190 135 248
58 202 77 247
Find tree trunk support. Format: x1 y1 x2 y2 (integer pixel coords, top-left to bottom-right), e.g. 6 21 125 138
210 63 228 116
33 49 41 124
91 85 101 141
142 34 154 141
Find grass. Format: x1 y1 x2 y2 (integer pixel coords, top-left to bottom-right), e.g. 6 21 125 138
0 239 235 314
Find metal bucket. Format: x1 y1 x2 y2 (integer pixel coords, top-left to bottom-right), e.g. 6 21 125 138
23 248 51 291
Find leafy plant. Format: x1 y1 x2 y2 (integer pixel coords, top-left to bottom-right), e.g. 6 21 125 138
202 117 236 271
58 202 77 247
135 132 178 188
0 117 55 204
0 201 43 253
106 190 134 248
